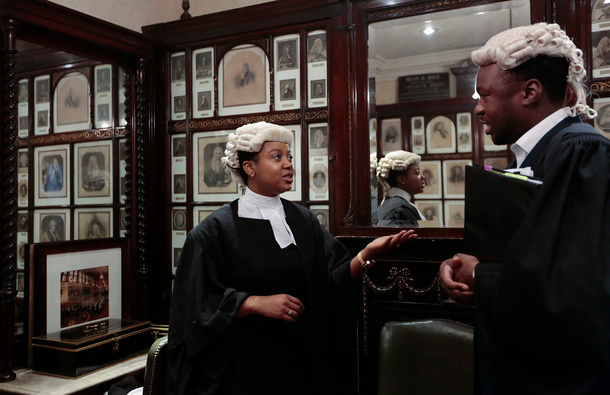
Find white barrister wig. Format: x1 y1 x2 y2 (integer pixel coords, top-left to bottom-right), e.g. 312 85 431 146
376 150 420 196
222 121 293 185
370 153 377 174
471 22 595 120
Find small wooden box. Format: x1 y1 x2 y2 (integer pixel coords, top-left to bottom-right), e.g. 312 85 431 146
32 319 153 378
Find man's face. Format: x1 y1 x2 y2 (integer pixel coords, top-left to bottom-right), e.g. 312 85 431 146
49 220 57 232
474 64 525 145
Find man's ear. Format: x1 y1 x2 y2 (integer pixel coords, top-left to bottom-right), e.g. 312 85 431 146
522 79 543 106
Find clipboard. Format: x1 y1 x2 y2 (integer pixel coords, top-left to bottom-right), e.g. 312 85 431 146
464 165 542 261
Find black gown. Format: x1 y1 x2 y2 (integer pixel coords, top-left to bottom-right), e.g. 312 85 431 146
474 117 610 394
377 196 420 227
167 199 354 394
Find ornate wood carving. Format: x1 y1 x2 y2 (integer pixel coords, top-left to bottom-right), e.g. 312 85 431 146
0 18 19 383
14 129 114 147
367 0 475 21
123 70 133 237
135 59 149 282
590 81 610 95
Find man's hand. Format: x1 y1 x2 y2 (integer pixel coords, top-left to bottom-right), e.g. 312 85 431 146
439 253 479 305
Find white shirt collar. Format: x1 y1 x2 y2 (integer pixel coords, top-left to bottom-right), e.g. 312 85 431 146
388 187 424 220
510 107 569 168
238 187 296 248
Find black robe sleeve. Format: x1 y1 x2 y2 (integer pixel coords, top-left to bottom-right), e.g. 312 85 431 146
476 132 610 393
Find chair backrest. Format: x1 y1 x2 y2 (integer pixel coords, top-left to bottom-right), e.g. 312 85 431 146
378 319 474 395
142 335 168 395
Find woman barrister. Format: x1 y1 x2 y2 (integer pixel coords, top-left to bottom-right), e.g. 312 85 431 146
167 122 414 394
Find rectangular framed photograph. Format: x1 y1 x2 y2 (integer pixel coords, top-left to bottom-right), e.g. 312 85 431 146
119 207 127 238
484 156 509 170
193 48 215 119
418 160 442 199
443 159 471 199
219 44 270 116
307 30 327 108
426 115 456 154
444 200 465 228
594 97 610 140
283 125 302 201
34 145 70 206
194 48 213 80
456 112 472 153
74 140 113 204
309 124 328 157
193 206 222 227
171 52 187 121
54 71 91 133
74 208 113 240
310 205 329 231
274 34 300 111
193 130 240 202
172 207 187 232
592 26 610 79
483 132 507 152
380 118 402 155
17 233 27 270
18 176 28 207
31 239 126 335
309 160 329 201
415 200 443 228
33 209 71 243
276 37 299 71
34 75 50 135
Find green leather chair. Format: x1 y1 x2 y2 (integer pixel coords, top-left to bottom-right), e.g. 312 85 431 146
142 335 168 395
378 319 474 395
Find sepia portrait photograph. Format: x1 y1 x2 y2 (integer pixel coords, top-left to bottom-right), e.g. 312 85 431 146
174 174 186 194
381 118 402 154
174 248 182 268
311 205 329 231
411 132 425 154
97 103 110 124
307 32 327 63
38 212 67 243
194 206 221 225
411 116 424 133
276 38 298 71
18 151 28 173
197 134 237 195
173 136 187 157
309 163 328 195
119 208 128 232
19 116 28 132
198 91 212 111
484 156 509 170
59 266 110 328
18 179 28 206
172 208 187 231
309 125 328 157
594 98 610 140
17 242 26 271
172 54 186 82
35 77 50 104
426 115 456 154
222 46 267 108
195 50 213 79
415 200 443 228
593 0 610 23
443 159 471 199
18 80 28 103
592 28 610 78
37 110 48 128
174 96 186 113
55 72 90 131
76 142 111 200
17 213 28 233
418 160 442 199
444 200 465 228
36 147 68 201
279 79 296 101
310 79 326 99
76 209 112 240
96 67 111 93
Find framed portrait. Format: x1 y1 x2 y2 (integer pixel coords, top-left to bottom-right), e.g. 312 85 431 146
193 130 240 202
193 206 222 226
34 75 50 135
118 67 128 127
18 178 28 207
380 118 402 154
54 72 90 133
279 79 296 101
34 145 70 206
171 53 186 82
309 163 328 197
16 272 24 299
444 200 465 228
484 156 509 170
33 209 70 243
174 174 186 195
594 97 610 140
276 38 298 71
18 79 28 104
483 132 507 152
307 32 328 63
173 248 182 269
192 48 215 119
592 26 610 79
174 96 186 113
310 205 329 231
173 136 187 158
74 208 113 240
37 110 48 128
17 237 27 270
593 0 610 23
307 30 327 108
31 238 126 335
119 207 128 238
96 103 111 127
456 112 472 153
171 52 187 121
418 160 442 199
426 115 456 154
309 124 328 156
18 79 28 137
194 48 213 80
17 212 28 233
415 200 443 228
74 140 112 204
35 75 50 104
197 91 212 111
95 65 111 93
310 79 326 99
94 64 113 128
172 208 187 231
443 159 471 199
219 44 270 116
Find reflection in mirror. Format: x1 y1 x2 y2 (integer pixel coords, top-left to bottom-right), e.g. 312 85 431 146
368 0 530 227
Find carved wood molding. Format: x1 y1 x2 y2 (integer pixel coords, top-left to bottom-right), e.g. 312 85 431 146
14 129 114 147
135 59 149 279
123 70 133 238
169 111 317 132
368 0 474 21
590 81 610 95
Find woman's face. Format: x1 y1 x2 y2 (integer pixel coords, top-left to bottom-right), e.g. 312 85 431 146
244 141 294 197
398 164 425 195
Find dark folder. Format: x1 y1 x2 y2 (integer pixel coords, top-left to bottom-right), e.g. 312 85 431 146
464 165 542 261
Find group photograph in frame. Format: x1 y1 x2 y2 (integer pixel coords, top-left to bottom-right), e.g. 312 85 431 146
418 160 442 199
380 118 402 154
443 159 471 199
193 130 239 202
75 208 113 240
34 209 70 243
426 115 456 154
34 144 70 206
220 44 268 112
54 71 91 133
75 140 113 204
594 97 610 140
276 38 298 71
414 200 443 228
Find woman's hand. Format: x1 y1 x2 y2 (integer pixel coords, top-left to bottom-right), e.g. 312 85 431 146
361 229 417 261
238 294 305 322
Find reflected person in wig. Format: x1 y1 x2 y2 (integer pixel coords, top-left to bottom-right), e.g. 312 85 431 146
167 122 415 394
439 23 610 393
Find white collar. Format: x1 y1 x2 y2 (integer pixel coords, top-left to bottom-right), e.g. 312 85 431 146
510 108 569 168
388 187 424 220
238 187 296 248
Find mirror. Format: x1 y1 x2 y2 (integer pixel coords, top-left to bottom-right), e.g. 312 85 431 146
368 0 530 227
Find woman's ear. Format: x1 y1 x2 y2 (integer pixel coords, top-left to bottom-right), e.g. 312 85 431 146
242 160 255 177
